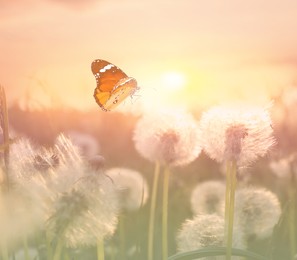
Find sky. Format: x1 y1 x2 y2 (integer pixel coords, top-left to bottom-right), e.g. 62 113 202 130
0 0 297 112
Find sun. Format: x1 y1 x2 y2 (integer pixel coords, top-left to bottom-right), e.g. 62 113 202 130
161 71 187 91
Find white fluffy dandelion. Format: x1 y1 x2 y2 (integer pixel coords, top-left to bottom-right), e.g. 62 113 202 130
199 104 275 167
269 154 297 180
234 187 281 240
176 214 245 258
9 137 58 179
44 135 120 247
191 181 225 216
133 109 202 167
105 167 149 211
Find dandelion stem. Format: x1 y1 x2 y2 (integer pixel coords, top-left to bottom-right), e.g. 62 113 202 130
64 249 71 260
46 231 53 260
22 236 30 260
0 86 10 192
289 168 296 260
53 237 64 260
0 241 9 260
162 165 170 260
148 161 160 260
97 239 105 260
119 215 126 259
224 161 231 239
226 160 237 260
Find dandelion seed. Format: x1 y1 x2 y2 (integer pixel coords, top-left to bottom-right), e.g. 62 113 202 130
9 138 48 179
199 104 275 167
105 167 149 211
54 134 83 168
191 181 225 216
133 109 202 167
176 214 245 259
234 187 281 240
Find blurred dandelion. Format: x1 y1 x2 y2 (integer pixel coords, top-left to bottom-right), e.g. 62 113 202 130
133 109 202 260
133 109 201 167
67 131 100 158
176 214 245 259
234 187 281 241
269 154 297 180
269 154 297 258
105 167 149 211
272 85 297 152
8 134 119 259
199 104 275 167
9 138 58 180
199 103 275 260
43 135 120 259
191 180 225 216
105 167 148 258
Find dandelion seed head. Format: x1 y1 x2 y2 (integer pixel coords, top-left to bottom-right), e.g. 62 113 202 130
5 133 118 248
176 214 245 259
199 104 275 167
46 171 120 248
191 181 225 216
269 154 297 179
48 190 88 234
224 124 248 162
234 187 281 240
54 133 83 168
133 110 202 166
105 167 149 211
10 138 46 179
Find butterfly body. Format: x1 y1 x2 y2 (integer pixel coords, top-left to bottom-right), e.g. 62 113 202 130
91 59 138 111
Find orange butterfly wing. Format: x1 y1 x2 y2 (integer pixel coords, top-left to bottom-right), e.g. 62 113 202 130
91 59 138 111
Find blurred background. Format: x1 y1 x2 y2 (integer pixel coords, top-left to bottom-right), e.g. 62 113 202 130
1 1 297 259
1 0 297 111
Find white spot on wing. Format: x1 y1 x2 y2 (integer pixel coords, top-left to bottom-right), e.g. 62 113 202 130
99 64 114 73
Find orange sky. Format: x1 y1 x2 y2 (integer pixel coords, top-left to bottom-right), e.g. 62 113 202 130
0 0 297 112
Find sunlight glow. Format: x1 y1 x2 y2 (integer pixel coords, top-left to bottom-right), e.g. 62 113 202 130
161 72 187 91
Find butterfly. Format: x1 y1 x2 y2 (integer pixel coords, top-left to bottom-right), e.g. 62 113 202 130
91 59 138 111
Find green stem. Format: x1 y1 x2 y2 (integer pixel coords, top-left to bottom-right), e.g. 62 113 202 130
22 236 30 260
0 241 9 260
119 215 126 259
64 249 71 260
148 161 160 260
46 231 53 260
162 166 170 260
226 161 237 260
0 86 10 192
110 240 116 260
53 237 64 260
224 161 231 239
97 239 105 260
289 173 296 260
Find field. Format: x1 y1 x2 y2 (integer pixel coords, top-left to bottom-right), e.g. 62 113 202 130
0 89 296 260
